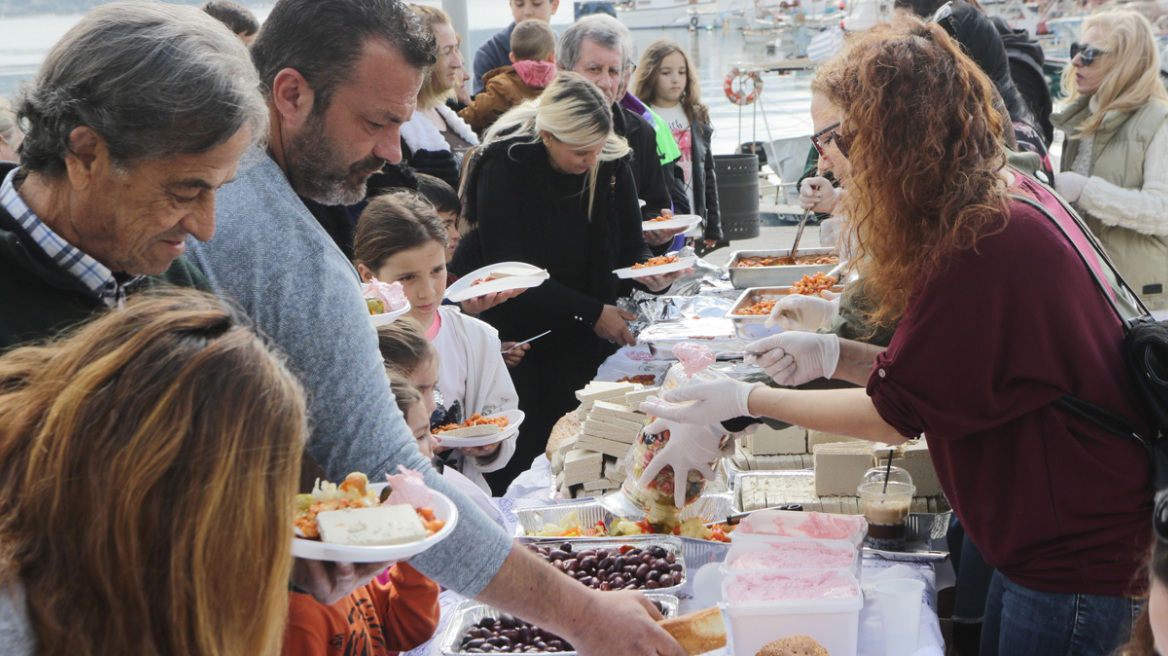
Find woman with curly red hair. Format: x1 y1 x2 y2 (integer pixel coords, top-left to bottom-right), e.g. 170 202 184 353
643 20 1154 655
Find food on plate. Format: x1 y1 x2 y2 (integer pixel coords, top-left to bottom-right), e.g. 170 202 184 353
734 299 777 316
726 540 854 570
293 470 445 543
617 374 657 385
755 634 830 656
631 255 680 270
726 570 859 602
435 413 510 438
733 254 840 268
361 277 409 316
648 215 674 223
316 505 426 546
384 465 431 508
527 542 684 591
459 613 573 653
470 276 497 286
790 273 838 296
659 608 727 656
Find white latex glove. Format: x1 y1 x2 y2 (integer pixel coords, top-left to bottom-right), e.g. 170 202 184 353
636 417 728 507
745 332 840 386
638 377 762 425
1055 172 1089 203
768 293 840 331
799 176 839 213
819 216 847 248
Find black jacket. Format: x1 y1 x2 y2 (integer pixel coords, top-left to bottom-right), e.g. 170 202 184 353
689 119 723 241
613 103 673 224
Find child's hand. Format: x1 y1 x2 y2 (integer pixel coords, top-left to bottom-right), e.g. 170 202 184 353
500 341 530 367
458 443 500 459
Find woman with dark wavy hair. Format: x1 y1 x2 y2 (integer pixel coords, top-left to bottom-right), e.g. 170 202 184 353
642 20 1153 655
0 290 306 656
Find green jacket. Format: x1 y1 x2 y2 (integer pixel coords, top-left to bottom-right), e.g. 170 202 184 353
1053 95 1168 309
0 198 211 352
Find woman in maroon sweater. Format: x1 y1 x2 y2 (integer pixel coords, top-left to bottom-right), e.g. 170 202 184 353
643 21 1154 656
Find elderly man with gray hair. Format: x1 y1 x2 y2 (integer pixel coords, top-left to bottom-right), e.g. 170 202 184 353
0 1 265 350
557 14 686 251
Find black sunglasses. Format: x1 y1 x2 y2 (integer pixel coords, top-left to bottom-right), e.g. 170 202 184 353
811 122 854 158
1070 42 1110 67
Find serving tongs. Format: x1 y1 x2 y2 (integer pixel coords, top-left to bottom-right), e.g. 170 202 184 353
705 504 804 527
786 208 813 263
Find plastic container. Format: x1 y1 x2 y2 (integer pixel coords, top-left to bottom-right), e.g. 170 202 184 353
719 570 863 656
723 539 860 581
858 466 915 550
731 509 868 549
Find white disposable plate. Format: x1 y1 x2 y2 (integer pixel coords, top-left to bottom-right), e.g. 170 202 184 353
642 215 702 232
614 255 697 280
291 486 458 563
368 302 411 327
445 262 549 304
433 409 525 448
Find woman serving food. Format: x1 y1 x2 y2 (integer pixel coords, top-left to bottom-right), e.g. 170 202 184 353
642 21 1153 656
451 72 687 493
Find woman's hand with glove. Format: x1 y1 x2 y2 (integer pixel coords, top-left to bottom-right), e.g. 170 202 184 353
1055 172 1089 203
638 377 762 426
745 332 840 386
800 177 840 213
766 292 840 330
635 418 731 508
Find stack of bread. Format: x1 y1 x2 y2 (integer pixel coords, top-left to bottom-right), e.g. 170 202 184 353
734 429 948 515
545 381 655 500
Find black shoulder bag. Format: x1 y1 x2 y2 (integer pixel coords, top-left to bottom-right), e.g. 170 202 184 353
1011 193 1168 490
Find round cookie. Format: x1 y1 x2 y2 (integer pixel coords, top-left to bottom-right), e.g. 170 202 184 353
755 634 830 656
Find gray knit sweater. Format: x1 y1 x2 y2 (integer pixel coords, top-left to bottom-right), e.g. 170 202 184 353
188 149 511 596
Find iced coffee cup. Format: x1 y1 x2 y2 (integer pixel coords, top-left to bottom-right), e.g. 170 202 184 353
858 466 915 550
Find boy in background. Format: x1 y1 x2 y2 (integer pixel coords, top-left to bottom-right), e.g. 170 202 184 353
200 0 259 45
460 20 556 135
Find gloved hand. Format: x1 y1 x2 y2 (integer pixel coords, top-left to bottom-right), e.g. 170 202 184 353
1055 172 1089 203
767 293 840 330
745 332 840 386
819 216 847 248
638 377 762 425
799 177 839 213
636 417 729 508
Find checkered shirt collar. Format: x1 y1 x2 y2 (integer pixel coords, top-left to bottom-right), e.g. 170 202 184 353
1 167 141 309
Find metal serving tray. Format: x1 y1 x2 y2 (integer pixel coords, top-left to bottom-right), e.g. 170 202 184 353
727 248 840 289
517 535 688 596
726 285 846 340
438 594 679 655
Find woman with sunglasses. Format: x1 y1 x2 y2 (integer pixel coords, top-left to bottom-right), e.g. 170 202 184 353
643 20 1155 656
1053 10 1168 310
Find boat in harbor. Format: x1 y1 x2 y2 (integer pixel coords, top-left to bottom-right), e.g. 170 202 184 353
574 0 722 29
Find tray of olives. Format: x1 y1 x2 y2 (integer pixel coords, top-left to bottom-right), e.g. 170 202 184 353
439 594 678 655
519 536 687 595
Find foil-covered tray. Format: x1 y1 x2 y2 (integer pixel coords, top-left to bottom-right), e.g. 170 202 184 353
517 535 688 596
636 318 748 360
438 593 679 655
727 248 840 289
515 501 615 537
726 285 846 340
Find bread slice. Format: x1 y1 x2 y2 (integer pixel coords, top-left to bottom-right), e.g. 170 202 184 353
658 607 727 655
316 504 426 546
755 634 829 656
546 412 582 460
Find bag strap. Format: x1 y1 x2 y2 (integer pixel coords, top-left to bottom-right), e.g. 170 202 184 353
1009 192 1150 330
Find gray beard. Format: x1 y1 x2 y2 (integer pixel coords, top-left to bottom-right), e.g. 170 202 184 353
287 115 373 206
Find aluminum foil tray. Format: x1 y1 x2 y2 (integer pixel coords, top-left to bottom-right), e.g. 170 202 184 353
517 535 688 596
733 470 817 514
726 285 845 340
438 593 679 655
515 501 615 538
727 248 840 289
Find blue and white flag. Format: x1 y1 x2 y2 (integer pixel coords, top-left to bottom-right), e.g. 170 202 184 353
807 25 844 62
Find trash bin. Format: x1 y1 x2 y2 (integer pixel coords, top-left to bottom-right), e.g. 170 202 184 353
714 153 760 240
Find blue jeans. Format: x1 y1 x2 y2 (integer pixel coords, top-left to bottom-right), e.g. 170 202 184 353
980 570 1142 656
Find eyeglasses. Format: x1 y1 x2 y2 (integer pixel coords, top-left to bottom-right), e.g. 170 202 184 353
1070 42 1110 67
1156 488 1168 544
811 122 854 158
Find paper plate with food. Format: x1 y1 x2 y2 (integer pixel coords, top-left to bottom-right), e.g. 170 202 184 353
614 255 697 280
433 409 524 448
362 278 411 327
292 468 458 563
642 214 702 232
444 262 550 304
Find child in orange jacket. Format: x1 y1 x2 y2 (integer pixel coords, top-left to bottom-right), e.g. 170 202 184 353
459 19 556 135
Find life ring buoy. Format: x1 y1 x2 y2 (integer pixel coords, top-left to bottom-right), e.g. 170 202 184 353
723 67 763 106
